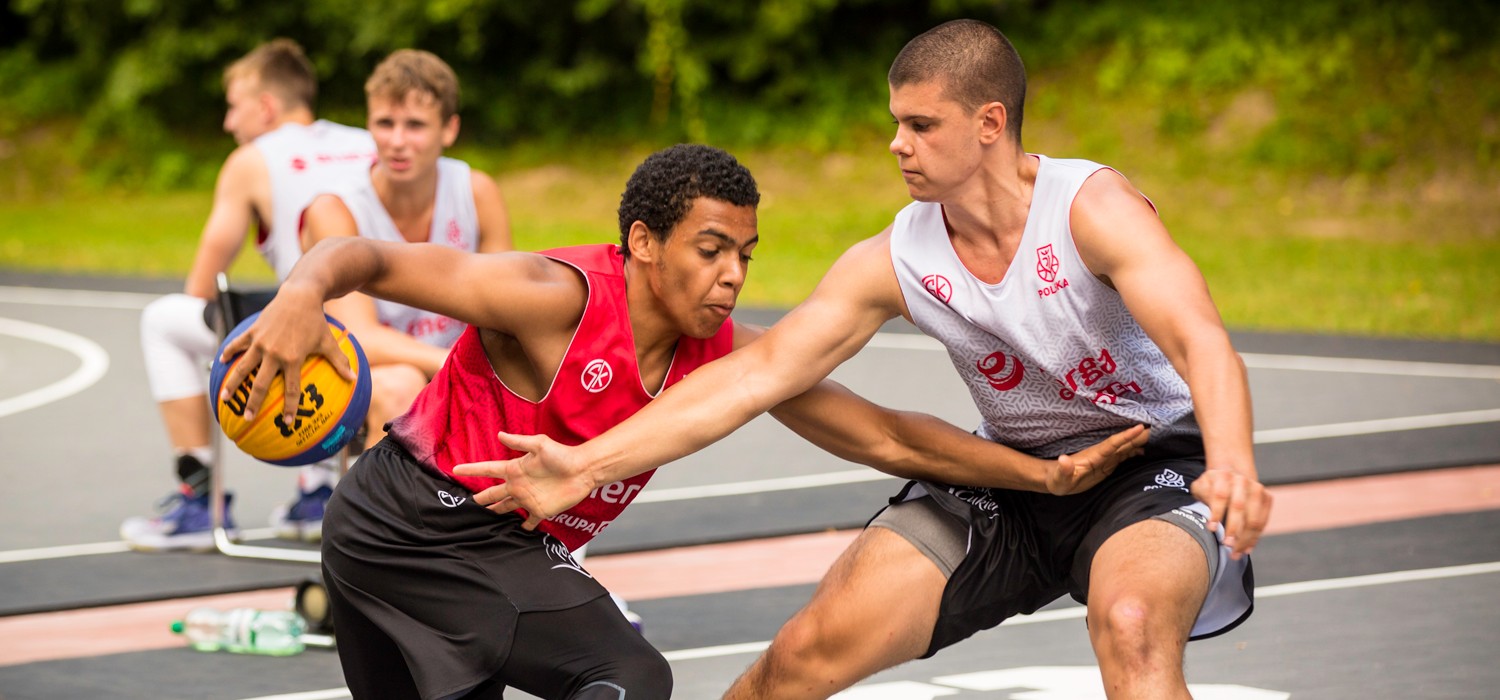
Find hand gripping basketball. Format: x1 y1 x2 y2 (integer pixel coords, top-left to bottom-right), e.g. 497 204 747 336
211 309 371 466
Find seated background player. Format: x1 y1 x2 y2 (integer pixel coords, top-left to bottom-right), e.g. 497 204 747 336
219 144 1148 699
123 39 374 552
283 48 512 541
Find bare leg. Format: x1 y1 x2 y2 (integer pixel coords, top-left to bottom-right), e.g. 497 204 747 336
1086 519 1209 700
159 395 213 452
725 527 946 700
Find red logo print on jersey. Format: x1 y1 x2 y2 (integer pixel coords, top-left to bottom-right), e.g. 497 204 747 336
977 350 1025 391
1036 244 1070 298
1056 347 1142 404
922 274 953 304
290 157 307 172
581 359 613 393
1036 245 1060 283
446 219 463 247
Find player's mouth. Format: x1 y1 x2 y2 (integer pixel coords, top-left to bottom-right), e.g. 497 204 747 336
706 302 735 318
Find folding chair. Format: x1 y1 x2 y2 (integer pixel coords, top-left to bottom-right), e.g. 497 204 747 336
205 272 343 639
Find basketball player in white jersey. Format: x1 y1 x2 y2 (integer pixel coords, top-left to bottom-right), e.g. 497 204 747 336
300 49 512 463
456 20 1273 699
123 39 375 552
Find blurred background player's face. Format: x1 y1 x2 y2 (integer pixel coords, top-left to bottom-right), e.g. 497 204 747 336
640 197 758 339
367 91 458 184
222 77 273 145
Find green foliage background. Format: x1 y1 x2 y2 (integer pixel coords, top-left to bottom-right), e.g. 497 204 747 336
1 0 1497 339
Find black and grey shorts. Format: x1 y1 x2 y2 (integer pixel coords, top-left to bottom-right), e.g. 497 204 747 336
869 436 1255 657
321 438 654 699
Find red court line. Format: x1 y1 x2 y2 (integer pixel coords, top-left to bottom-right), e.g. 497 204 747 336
3 463 1497 667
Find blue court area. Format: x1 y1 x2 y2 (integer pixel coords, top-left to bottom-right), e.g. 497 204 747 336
1 272 1497 699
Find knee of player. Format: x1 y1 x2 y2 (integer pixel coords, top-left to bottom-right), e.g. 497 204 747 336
140 294 197 338
578 645 672 699
769 610 846 666
1089 594 1175 654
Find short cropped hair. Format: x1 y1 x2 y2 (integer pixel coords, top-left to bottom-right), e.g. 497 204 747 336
888 19 1027 141
224 39 317 111
617 144 760 257
365 49 460 121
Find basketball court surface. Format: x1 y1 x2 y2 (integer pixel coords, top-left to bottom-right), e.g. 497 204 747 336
1 272 1497 699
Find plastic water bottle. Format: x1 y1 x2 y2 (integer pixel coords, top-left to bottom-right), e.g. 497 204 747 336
170 607 307 656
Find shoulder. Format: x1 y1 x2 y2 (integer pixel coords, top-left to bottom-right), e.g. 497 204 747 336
468 167 504 201
302 193 358 239
219 143 268 185
1072 167 1158 233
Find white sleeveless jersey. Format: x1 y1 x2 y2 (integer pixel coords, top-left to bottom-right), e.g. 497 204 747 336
253 120 375 280
890 155 1199 458
332 157 478 349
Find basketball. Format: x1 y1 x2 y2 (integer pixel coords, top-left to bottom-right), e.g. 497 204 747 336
209 312 372 466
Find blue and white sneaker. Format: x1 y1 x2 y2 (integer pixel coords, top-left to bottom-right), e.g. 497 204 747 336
269 484 333 543
120 489 237 552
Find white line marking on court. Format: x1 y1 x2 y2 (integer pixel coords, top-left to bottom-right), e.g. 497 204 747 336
1253 408 1500 444
0 285 158 310
0 528 279 563
655 560 1500 662
234 561 1500 698
0 317 110 418
238 691 351 700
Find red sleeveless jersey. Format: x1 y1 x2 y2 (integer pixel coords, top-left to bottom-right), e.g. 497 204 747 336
387 244 734 550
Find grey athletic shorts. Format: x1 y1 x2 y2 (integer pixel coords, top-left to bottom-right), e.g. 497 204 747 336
869 435 1254 657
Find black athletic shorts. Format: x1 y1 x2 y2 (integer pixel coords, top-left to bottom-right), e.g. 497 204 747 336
322 438 671 700
887 435 1255 657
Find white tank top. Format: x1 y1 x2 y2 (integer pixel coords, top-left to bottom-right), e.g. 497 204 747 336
331 157 478 349
253 120 375 280
890 154 1199 458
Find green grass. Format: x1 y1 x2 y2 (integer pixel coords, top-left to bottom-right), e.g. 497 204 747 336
1 139 1497 341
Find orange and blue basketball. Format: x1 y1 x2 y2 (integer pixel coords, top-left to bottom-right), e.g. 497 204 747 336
209 313 371 466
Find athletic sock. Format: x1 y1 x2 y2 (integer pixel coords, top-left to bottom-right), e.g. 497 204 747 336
176 449 213 497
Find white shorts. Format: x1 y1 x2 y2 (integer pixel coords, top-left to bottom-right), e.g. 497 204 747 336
139 293 217 402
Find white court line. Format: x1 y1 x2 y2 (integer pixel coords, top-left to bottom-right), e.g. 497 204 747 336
0 528 279 564
5 284 1496 379
232 559 1500 699
0 285 158 310
1253 408 1500 444
0 318 110 418
654 560 1500 662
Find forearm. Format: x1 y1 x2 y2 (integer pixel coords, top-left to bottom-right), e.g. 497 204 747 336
578 350 817 489
283 238 388 303
770 381 1049 490
1186 343 1257 478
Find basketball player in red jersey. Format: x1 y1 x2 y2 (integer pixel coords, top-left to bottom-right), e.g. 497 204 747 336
220 144 1148 699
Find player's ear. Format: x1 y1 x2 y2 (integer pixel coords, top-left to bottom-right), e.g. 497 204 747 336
626 220 660 263
978 101 1007 145
442 114 460 148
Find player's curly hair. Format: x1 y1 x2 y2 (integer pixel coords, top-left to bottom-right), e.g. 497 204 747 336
618 144 760 257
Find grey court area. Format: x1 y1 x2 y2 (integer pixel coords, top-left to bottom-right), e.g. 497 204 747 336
1 272 1498 699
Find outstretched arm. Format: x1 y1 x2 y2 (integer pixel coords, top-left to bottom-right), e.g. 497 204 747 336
454 233 908 526
217 236 583 425
1072 169 1272 557
769 376 1149 494
738 317 1151 493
